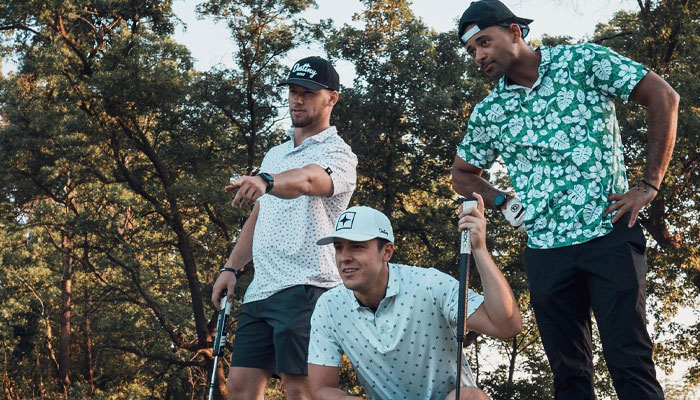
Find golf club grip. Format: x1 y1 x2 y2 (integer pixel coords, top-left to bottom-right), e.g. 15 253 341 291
460 198 477 255
457 253 469 342
213 290 232 356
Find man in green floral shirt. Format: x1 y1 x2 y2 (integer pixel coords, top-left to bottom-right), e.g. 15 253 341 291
452 1 679 399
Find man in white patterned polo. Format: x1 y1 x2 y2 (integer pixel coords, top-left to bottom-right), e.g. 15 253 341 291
307 194 522 400
211 56 357 400
451 1 679 399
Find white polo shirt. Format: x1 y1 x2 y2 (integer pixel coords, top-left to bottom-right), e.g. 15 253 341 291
309 263 485 400
243 126 357 304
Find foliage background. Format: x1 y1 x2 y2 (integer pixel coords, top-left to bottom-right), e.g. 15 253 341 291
0 0 698 399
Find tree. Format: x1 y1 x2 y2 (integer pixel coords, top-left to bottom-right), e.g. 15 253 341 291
0 0 236 397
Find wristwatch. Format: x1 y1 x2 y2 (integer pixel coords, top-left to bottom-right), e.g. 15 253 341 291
220 267 242 278
494 192 508 209
257 172 274 193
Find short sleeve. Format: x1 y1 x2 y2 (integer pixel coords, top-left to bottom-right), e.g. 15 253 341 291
456 103 499 169
427 268 484 326
577 43 649 100
308 293 344 367
308 141 357 197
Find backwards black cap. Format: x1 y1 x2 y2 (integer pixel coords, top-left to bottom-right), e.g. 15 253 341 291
277 56 340 91
458 0 533 43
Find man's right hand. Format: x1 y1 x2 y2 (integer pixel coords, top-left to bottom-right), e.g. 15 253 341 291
501 197 526 232
226 175 268 208
212 270 237 311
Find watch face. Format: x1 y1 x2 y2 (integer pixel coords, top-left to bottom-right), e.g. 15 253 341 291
494 193 506 207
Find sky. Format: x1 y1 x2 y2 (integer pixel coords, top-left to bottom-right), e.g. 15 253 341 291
171 0 640 84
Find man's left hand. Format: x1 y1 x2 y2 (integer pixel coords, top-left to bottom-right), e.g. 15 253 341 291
604 184 657 227
226 175 267 208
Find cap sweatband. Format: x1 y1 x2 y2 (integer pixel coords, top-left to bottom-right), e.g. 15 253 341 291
461 25 481 43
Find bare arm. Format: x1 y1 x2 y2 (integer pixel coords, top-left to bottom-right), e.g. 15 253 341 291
451 157 502 210
467 248 523 339
604 71 680 226
308 364 362 400
458 193 522 339
630 71 679 187
269 164 334 198
227 164 333 207
211 202 259 309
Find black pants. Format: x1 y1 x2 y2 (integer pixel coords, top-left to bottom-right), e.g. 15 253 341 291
524 216 664 400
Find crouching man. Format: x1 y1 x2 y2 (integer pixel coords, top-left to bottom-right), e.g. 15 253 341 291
307 193 522 399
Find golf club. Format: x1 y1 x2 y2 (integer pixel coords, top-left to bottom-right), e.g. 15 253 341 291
207 289 232 400
456 198 477 400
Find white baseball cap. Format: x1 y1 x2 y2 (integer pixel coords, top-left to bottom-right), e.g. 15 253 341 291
316 206 394 245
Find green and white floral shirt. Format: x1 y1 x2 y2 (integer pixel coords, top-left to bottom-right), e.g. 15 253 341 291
458 44 648 249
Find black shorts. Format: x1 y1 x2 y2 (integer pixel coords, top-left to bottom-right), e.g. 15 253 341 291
230 285 327 376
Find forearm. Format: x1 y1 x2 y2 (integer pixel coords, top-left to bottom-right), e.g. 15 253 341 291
451 159 501 210
308 364 361 400
472 247 521 335
223 203 258 269
269 165 332 199
644 89 679 187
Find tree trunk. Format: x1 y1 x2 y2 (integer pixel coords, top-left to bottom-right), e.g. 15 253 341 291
84 315 95 396
216 360 227 399
508 337 518 384
246 71 258 173
58 232 73 399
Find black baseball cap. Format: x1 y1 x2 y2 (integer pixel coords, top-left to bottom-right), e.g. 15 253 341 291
277 56 340 91
458 0 533 43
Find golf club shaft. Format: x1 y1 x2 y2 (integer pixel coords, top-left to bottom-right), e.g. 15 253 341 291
207 290 232 400
456 198 477 400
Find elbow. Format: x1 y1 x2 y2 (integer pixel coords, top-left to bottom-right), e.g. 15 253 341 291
661 85 680 111
664 86 681 110
296 170 316 196
451 165 467 193
450 169 459 191
670 88 680 109
497 314 523 340
508 315 524 338
299 177 314 196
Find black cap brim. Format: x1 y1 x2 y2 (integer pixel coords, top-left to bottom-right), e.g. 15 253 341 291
277 78 328 91
511 17 534 26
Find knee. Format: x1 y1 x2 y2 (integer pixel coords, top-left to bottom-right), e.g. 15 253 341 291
226 376 253 400
466 387 491 400
282 375 311 399
444 386 490 400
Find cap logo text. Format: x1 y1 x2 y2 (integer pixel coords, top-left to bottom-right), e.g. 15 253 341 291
291 63 318 78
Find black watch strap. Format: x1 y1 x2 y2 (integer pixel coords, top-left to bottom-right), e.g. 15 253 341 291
257 172 274 193
220 267 242 278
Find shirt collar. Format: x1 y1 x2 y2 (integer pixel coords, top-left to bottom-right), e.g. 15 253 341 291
285 126 337 152
499 45 552 92
347 263 400 311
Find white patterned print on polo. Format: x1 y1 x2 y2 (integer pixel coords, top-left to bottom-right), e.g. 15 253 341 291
458 43 649 249
244 126 357 303
309 264 484 400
